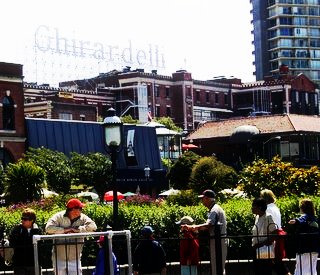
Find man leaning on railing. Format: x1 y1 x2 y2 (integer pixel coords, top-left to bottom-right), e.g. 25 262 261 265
45 198 97 274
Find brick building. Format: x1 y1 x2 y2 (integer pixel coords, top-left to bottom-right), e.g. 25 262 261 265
57 66 319 131
0 62 26 164
0 61 319 171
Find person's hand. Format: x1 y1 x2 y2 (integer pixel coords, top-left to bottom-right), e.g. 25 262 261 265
64 227 80 234
288 219 296 225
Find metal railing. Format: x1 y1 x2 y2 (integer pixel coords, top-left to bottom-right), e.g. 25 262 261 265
0 230 319 274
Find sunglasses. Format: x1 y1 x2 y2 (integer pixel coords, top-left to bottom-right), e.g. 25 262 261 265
21 217 32 221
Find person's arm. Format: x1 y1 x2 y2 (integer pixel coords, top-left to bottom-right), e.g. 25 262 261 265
45 213 67 234
77 214 97 232
182 222 210 232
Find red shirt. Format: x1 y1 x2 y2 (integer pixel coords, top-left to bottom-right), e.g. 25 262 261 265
179 230 200 265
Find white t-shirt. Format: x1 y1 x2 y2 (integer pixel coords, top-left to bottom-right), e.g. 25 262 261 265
266 203 281 228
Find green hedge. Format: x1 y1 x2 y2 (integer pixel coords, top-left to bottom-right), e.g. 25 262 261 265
1 196 319 262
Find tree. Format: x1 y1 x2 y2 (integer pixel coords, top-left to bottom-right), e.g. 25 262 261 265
24 147 72 194
70 152 112 198
154 117 182 132
189 156 238 194
167 151 200 189
4 160 45 203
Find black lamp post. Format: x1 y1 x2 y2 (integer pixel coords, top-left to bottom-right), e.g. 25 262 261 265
144 164 151 194
104 108 123 230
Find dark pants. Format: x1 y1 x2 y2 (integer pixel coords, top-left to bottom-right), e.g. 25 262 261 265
254 258 290 275
13 266 35 275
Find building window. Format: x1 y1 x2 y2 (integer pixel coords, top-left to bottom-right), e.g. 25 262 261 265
215 93 219 104
156 105 160 117
186 87 192 97
206 92 210 103
165 87 170 98
155 86 160 97
196 91 200 102
59 113 73 120
224 94 228 105
166 106 171 117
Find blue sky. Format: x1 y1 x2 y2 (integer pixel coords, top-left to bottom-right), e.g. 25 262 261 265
1 0 255 86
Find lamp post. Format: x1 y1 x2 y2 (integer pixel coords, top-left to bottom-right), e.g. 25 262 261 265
262 136 281 160
144 164 151 194
103 108 123 230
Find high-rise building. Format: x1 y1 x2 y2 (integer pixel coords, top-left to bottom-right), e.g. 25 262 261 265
251 0 320 86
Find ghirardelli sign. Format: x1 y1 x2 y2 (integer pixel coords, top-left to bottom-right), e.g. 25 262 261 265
34 25 166 70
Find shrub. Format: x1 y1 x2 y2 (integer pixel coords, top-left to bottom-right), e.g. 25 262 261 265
24 147 72 194
1 196 320 262
167 151 200 190
189 156 238 194
4 160 45 203
165 189 199 206
239 156 320 198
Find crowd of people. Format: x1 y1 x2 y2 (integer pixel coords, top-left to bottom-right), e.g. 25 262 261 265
1 191 320 275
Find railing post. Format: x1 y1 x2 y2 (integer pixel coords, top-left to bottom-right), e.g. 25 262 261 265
214 223 223 275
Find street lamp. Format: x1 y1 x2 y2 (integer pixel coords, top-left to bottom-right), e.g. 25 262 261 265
262 136 281 160
144 164 151 194
104 107 123 230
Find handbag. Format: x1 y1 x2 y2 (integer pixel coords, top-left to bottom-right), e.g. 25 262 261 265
274 228 286 259
256 243 275 259
0 238 14 265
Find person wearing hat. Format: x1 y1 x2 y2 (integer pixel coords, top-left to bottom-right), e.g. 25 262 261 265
182 189 227 275
92 235 119 275
176 216 199 275
45 198 97 274
133 225 166 275
9 208 42 275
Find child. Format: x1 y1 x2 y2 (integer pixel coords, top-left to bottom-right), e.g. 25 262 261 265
92 235 119 275
176 216 200 275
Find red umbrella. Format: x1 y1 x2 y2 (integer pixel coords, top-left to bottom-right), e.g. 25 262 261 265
104 191 125 201
182 143 199 150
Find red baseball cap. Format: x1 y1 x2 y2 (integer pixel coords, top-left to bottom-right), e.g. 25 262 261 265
66 198 85 209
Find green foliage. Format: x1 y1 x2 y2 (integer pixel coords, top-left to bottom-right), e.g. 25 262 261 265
289 166 320 196
4 160 45 203
69 152 112 199
121 115 139 124
24 147 73 194
1 196 320 261
154 117 182 132
239 156 320 198
189 156 238 194
123 194 159 205
165 189 200 206
161 158 172 171
222 198 254 259
167 151 200 190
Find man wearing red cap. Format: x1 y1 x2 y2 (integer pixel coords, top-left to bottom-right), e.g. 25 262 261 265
182 190 227 275
46 198 97 274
